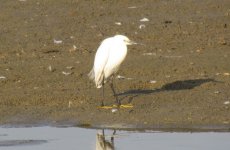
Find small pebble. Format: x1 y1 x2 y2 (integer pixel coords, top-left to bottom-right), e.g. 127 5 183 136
0 76 6 79
128 6 137 9
53 39 63 44
111 108 118 113
48 65 55 72
149 80 157 84
117 75 125 79
223 121 229 124
62 71 72 76
68 101 72 108
142 52 156 56
115 22 122 25
73 45 77 50
127 77 133 80
224 101 230 105
140 18 149 22
69 45 77 53
165 75 171 78
66 66 74 70
139 24 145 29
214 91 220 94
223 72 230 76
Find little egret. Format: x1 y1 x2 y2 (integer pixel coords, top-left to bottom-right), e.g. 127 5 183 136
88 35 136 108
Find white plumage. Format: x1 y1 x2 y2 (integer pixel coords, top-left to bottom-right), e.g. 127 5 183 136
89 35 134 88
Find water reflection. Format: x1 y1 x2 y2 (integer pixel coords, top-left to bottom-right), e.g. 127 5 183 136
96 129 116 150
0 127 230 150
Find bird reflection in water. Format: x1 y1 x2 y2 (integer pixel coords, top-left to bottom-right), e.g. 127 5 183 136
96 129 116 150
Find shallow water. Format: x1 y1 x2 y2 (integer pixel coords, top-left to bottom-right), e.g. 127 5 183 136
0 127 229 150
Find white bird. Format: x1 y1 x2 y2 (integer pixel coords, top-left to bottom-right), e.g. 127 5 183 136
96 129 115 150
88 35 136 107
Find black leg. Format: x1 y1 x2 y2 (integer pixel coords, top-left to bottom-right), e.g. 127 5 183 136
111 130 116 146
102 129 106 142
112 130 116 135
101 77 105 106
102 129 105 137
110 79 120 106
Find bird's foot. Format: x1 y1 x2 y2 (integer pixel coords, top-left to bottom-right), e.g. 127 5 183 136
97 105 114 109
120 104 134 108
97 104 133 109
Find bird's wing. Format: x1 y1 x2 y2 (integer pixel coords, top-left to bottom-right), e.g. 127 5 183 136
93 38 111 88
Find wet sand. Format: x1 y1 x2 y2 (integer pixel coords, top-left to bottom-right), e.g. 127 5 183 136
0 0 230 130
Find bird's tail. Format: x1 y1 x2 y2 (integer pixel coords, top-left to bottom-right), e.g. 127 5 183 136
88 68 95 80
88 68 103 88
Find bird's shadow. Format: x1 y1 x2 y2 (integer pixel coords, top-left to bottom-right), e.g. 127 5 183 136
117 78 218 103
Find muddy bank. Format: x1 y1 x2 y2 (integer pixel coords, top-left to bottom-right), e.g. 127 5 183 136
0 0 230 130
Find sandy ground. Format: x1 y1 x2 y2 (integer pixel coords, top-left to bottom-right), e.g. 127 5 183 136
0 0 230 130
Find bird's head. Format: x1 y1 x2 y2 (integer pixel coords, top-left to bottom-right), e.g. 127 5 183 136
114 35 137 45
